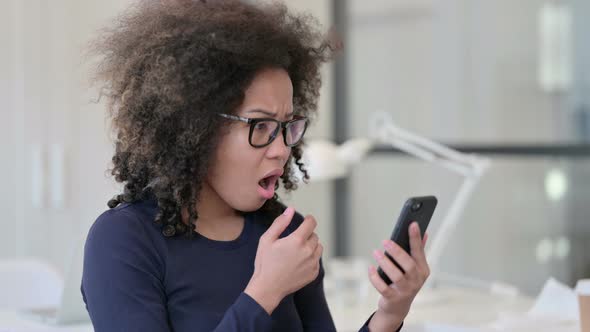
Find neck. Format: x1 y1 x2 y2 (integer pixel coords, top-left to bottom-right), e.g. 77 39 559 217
197 181 240 222
182 181 243 240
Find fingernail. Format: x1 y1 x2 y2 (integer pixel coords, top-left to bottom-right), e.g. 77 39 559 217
411 222 420 233
372 249 383 259
283 207 293 216
382 240 393 250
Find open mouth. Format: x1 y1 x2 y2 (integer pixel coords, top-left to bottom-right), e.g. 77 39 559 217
257 174 280 199
259 175 278 190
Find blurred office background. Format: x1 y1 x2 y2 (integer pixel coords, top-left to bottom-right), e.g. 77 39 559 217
1 0 589 304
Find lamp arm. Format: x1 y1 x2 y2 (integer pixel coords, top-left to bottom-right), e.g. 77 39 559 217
369 112 492 287
381 126 489 176
381 124 480 170
370 110 485 171
425 174 483 280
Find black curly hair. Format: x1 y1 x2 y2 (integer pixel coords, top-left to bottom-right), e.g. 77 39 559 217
89 0 334 237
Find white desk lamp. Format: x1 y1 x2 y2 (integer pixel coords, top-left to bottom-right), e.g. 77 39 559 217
302 111 501 293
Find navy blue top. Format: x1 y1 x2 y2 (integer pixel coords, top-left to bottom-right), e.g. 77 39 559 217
81 198 400 331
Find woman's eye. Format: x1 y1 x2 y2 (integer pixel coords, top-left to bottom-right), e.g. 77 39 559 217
254 122 269 131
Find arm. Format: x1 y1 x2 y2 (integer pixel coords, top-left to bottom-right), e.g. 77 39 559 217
81 209 170 332
82 209 274 332
293 258 337 331
212 292 273 331
360 312 403 332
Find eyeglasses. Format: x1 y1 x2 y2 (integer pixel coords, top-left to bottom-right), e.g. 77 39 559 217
218 113 309 148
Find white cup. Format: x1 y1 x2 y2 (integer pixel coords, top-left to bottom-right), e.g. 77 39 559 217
576 279 590 332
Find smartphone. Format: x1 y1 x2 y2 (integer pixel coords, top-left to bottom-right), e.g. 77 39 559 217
377 196 437 285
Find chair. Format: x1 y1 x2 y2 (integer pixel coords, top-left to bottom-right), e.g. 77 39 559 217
0 258 64 310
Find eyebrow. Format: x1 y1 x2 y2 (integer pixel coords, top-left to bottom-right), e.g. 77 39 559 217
247 109 294 118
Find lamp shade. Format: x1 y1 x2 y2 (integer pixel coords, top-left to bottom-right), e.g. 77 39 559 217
300 138 374 182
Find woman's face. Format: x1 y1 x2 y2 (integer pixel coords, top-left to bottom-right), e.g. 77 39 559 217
206 67 295 212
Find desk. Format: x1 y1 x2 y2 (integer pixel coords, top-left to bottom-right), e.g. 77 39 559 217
329 286 580 332
0 287 580 332
0 312 92 332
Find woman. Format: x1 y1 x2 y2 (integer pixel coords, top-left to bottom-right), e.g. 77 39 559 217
81 1 430 331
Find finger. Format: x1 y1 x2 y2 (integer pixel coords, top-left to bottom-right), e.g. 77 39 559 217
372 249 406 286
313 243 323 261
292 215 317 240
382 239 418 279
368 265 397 298
420 232 431 278
307 232 319 251
263 206 295 241
309 244 324 280
408 222 428 269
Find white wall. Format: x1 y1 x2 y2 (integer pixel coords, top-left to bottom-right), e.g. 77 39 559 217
1 0 132 273
0 0 20 258
274 0 336 259
346 0 574 294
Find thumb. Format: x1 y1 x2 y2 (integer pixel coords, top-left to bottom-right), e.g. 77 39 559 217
263 207 295 241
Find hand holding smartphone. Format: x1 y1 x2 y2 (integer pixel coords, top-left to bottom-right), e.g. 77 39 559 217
377 196 437 285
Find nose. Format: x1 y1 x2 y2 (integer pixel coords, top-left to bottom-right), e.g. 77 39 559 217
265 129 291 162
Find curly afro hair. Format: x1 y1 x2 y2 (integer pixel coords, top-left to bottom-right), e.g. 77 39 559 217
89 0 333 237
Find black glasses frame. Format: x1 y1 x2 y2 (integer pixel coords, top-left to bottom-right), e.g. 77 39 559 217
218 113 309 148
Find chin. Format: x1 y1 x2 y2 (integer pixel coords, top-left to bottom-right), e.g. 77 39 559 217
250 198 268 211
229 197 266 213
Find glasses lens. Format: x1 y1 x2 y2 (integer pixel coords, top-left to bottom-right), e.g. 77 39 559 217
250 120 280 147
285 119 307 146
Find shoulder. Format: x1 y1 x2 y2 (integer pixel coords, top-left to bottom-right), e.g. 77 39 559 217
87 200 156 241
84 199 167 282
85 199 165 261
